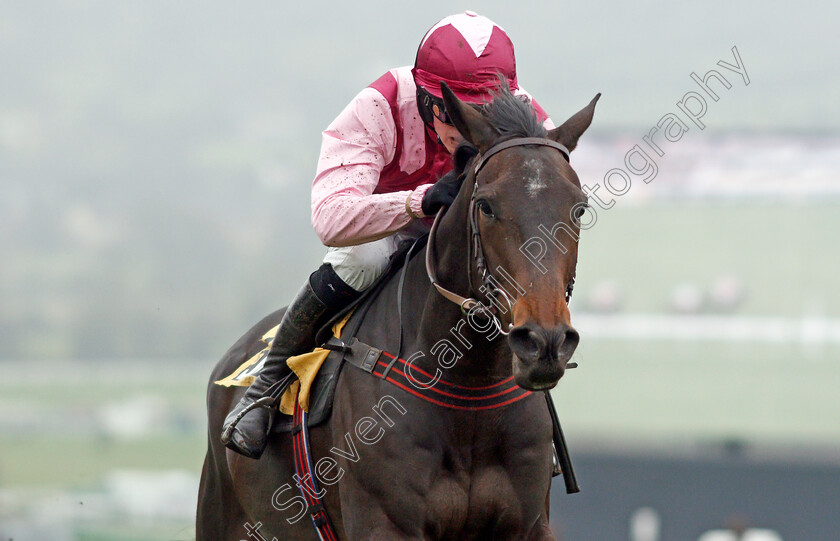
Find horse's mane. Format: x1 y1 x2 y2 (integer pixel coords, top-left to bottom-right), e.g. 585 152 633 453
482 82 547 140
450 82 545 170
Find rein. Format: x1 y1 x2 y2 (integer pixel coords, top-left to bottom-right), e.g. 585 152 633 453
425 137 571 335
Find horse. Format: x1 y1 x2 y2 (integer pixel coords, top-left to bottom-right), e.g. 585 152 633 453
197 82 599 540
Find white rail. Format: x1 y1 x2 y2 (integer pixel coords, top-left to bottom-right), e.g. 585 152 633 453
574 313 840 345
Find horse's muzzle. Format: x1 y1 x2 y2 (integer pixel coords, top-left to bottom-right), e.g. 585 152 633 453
508 322 580 390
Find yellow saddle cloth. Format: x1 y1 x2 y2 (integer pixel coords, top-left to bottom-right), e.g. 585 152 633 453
214 312 353 414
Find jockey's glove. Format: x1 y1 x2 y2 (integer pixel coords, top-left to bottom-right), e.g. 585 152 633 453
421 143 478 216
421 169 463 216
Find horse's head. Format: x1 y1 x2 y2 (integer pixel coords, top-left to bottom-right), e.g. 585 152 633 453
441 82 599 390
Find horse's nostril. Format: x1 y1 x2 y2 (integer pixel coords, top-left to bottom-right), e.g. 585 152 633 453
557 327 580 359
508 326 546 361
565 328 580 349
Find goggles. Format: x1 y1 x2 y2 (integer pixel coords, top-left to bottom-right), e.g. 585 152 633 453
417 85 452 126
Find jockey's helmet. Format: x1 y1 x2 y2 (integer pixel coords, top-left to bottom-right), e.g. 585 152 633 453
413 11 518 126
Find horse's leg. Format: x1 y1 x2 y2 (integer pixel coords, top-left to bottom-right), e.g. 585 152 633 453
523 490 556 541
197 435 252 540
198 342 257 540
526 513 556 541
227 432 322 541
334 493 424 541
355 523 426 541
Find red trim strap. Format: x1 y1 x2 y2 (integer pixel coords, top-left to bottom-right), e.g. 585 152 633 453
292 401 338 541
373 351 532 410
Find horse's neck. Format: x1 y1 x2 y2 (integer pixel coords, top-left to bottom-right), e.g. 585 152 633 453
400 196 513 387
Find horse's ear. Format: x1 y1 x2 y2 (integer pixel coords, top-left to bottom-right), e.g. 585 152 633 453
548 93 601 153
440 82 496 152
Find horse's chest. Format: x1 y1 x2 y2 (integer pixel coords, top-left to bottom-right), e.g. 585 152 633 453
417 426 552 538
331 378 553 539
425 465 533 538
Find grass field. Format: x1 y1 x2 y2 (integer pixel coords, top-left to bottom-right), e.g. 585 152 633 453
574 201 840 317
552 340 840 445
0 434 205 487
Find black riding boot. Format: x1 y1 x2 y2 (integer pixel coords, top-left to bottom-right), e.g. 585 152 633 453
221 264 358 459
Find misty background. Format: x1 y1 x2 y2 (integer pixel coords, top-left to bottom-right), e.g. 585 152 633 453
2 1 839 540
3 1 838 360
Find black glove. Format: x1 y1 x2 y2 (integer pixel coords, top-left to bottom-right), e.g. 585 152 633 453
420 143 479 216
420 146 478 216
421 169 464 216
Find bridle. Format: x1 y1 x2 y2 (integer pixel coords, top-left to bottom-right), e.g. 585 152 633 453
425 136 573 336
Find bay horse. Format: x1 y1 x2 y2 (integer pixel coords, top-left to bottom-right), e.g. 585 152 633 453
198 82 599 540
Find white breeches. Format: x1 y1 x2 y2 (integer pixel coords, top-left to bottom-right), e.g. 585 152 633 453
321 221 430 291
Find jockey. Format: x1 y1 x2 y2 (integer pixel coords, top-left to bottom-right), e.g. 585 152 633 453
222 11 555 459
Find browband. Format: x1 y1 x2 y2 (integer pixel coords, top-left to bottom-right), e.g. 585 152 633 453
473 137 570 176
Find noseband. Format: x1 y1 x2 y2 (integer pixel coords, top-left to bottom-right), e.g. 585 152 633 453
425 137 572 336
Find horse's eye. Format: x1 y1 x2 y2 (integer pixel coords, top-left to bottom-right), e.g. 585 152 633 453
477 199 495 218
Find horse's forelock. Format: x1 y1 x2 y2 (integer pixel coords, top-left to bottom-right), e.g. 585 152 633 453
482 83 547 141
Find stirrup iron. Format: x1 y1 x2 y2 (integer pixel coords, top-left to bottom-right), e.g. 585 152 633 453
221 374 297 443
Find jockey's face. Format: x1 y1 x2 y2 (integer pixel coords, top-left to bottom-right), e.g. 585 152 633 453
433 116 464 155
